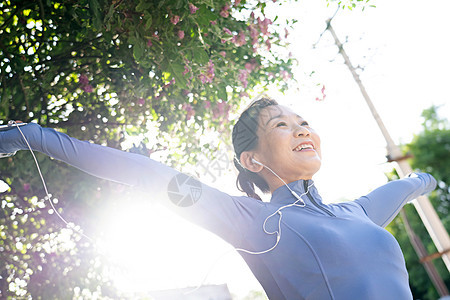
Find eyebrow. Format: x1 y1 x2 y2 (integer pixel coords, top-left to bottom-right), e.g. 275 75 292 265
265 114 303 125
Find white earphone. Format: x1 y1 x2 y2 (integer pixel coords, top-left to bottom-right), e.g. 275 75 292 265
233 157 312 255
252 158 263 165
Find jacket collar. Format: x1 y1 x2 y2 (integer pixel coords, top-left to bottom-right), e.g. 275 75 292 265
270 179 322 205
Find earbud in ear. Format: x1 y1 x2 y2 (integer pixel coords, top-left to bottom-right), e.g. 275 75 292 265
252 158 263 166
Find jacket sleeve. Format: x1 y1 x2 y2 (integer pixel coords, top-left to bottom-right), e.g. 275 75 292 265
0 123 262 245
354 173 437 227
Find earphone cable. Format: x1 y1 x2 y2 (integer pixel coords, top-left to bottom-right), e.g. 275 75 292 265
12 121 93 242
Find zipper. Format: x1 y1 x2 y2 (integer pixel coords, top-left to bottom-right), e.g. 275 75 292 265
304 180 336 217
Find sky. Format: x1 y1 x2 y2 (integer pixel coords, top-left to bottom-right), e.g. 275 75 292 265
2 0 449 298
96 1 450 298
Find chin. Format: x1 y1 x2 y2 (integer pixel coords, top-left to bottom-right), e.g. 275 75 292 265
308 160 322 177
293 161 321 180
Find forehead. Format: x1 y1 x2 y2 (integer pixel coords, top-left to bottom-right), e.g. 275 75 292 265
259 105 302 124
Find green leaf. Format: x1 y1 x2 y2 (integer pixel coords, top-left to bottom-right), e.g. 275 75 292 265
89 0 102 30
136 0 152 12
144 13 153 29
166 59 187 88
197 5 217 27
133 42 144 60
217 86 227 101
193 48 209 64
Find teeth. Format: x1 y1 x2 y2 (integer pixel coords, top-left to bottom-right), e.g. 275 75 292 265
294 144 314 151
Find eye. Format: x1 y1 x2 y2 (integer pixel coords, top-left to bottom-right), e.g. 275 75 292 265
276 122 287 127
300 121 309 126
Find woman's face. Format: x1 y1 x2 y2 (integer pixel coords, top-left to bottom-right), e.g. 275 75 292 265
254 105 322 186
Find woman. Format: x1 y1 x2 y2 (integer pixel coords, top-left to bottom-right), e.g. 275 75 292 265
0 97 436 299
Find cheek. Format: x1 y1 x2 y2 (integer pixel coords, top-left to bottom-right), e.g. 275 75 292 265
313 133 322 158
261 131 288 157
312 131 321 146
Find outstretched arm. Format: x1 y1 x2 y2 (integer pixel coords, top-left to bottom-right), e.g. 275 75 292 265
354 173 437 227
0 123 261 245
0 123 176 190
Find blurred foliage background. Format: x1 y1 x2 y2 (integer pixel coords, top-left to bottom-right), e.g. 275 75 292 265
386 106 450 299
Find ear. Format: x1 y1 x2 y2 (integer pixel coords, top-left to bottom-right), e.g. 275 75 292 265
240 151 264 173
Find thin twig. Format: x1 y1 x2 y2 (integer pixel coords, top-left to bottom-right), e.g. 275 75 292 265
312 4 341 49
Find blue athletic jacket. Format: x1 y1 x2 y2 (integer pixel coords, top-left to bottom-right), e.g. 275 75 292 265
0 123 437 299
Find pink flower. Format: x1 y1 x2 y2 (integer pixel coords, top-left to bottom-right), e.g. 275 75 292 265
217 101 226 114
177 30 185 39
220 4 231 18
199 68 215 85
245 62 256 72
147 39 153 47
220 10 229 18
183 64 190 75
189 3 199 14
182 103 195 120
265 39 271 50
257 17 272 36
198 60 215 84
223 27 232 35
82 84 94 93
239 92 249 98
234 0 241 6
207 60 215 77
199 74 207 84
138 98 145 106
280 70 291 80
235 31 246 46
205 100 211 109
79 74 89 85
210 20 217 25
171 15 180 25
219 51 226 57
238 69 249 88
23 183 30 192
248 24 258 45
212 101 230 123
79 74 94 92
315 85 326 101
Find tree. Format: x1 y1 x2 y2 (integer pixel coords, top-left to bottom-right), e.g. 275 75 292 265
0 0 371 297
386 106 450 300
0 0 299 162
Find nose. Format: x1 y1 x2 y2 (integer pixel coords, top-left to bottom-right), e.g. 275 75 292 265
294 124 311 137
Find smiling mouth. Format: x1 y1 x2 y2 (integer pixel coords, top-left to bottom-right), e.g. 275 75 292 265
293 143 314 152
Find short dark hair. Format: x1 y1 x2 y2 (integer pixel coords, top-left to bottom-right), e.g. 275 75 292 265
232 97 278 200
